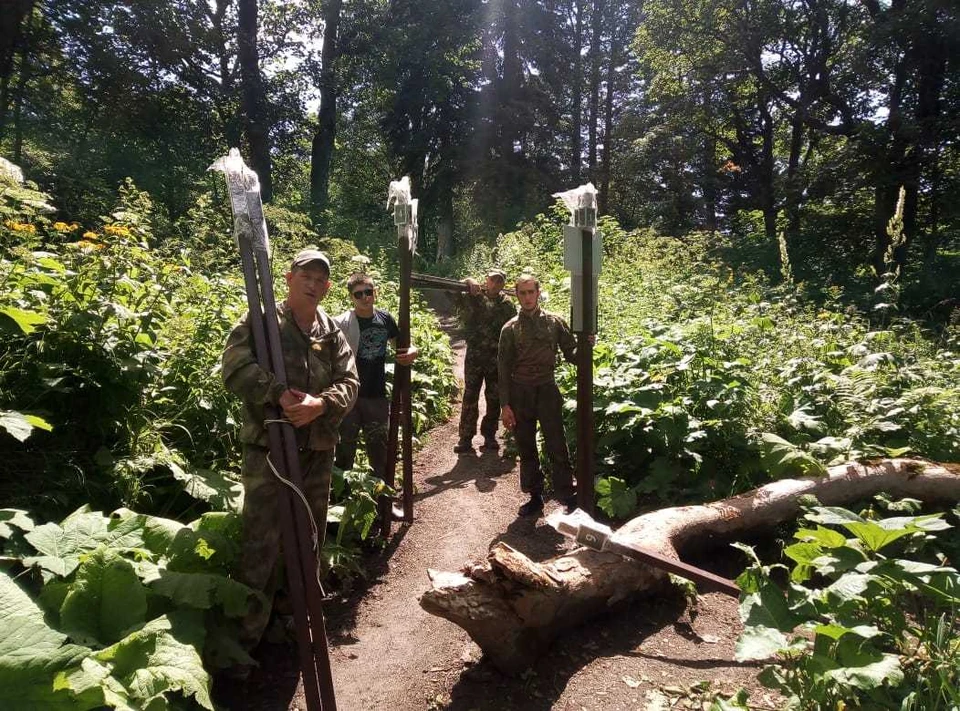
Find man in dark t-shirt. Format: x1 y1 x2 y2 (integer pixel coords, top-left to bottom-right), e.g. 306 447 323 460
334 273 418 483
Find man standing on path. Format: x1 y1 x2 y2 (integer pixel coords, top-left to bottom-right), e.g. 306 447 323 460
454 269 517 454
222 248 359 647
498 273 578 517
334 273 418 484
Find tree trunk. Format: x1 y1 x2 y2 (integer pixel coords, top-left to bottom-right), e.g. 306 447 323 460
0 0 33 143
598 1 619 214
570 0 584 184
237 0 273 203
309 0 343 226
586 0 604 176
421 458 960 674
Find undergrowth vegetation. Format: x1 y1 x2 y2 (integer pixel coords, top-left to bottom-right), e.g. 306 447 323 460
468 209 960 515
0 169 456 706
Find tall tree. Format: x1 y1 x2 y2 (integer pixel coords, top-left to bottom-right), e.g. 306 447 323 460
238 0 273 202
309 0 343 225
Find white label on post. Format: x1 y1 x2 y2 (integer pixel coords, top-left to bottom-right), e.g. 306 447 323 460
563 225 603 275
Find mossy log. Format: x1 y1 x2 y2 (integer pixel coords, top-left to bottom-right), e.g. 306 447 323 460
420 458 960 673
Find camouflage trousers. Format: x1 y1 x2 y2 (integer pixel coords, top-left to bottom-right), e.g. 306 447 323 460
334 396 390 479
237 444 333 646
510 380 575 499
459 350 500 441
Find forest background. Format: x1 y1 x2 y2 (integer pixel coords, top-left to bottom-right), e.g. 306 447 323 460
0 0 959 709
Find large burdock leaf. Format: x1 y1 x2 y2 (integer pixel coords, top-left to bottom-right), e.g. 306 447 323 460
0 410 52 442
92 611 213 710
60 547 147 647
24 507 110 577
757 433 827 478
0 571 95 710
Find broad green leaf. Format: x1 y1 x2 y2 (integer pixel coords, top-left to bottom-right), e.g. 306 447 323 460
823 652 903 690
841 521 914 553
0 572 95 710
107 510 184 556
805 507 865 526
0 306 47 334
794 526 847 549
0 508 35 539
823 573 873 602
0 410 53 442
24 511 111 577
146 569 261 617
814 623 880 641
734 624 790 662
757 433 827 478
93 611 213 710
59 547 147 647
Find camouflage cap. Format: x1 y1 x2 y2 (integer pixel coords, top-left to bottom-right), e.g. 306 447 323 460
485 268 507 282
290 248 331 271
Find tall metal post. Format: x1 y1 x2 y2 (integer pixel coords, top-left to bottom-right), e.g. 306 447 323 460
381 180 417 535
557 184 600 516
211 150 336 711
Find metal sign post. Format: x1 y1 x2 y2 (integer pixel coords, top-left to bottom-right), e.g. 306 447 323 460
557 183 601 515
381 178 417 535
211 149 336 711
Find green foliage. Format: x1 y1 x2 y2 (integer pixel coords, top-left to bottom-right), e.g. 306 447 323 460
733 501 960 709
0 504 264 709
490 218 958 513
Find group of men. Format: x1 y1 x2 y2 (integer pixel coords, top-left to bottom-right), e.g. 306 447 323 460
221 248 583 646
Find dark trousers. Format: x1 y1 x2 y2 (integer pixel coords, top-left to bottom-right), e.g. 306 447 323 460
511 380 574 499
459 351 500 441
335 396 390 479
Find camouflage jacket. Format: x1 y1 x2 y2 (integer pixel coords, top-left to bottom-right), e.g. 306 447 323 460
497 307 577 406
455 291 517 355
222 303 359 451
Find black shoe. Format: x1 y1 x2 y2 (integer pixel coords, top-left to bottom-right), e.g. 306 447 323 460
454 439 474 454
481 437 498 452
562 495 579 514
517 495 544 517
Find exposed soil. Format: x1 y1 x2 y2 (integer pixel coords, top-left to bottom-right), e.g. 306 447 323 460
214 296 774 711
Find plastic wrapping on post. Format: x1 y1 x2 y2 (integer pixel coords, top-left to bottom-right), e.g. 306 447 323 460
387 176 418 254
552 182 598 224
387 176 411 208
208 148 270 253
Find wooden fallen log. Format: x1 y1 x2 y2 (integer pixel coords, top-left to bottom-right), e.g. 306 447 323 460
419 458 960 674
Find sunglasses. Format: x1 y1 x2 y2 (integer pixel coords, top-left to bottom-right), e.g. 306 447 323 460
352 288 374 299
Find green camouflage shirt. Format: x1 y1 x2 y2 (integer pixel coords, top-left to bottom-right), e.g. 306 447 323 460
497 308 577 406
222 303 359 451
455 291 517 355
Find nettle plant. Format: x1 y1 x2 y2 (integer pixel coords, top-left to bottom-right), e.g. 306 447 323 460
732 499 960 710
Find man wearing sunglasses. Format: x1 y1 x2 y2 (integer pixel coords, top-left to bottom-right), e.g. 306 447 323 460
334 273 418 487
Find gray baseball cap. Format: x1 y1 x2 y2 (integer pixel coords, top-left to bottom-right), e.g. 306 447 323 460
290 248 331 271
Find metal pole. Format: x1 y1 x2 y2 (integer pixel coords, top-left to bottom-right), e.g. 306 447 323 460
397 222 414 522
576 227 596 516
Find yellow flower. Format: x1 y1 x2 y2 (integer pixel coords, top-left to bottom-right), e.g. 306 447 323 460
82 231 99 240
54 221 70 231
4 220 36 233
77 240 104 250
104 224 131 237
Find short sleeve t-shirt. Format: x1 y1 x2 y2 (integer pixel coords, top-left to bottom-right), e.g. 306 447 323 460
355 309 400 398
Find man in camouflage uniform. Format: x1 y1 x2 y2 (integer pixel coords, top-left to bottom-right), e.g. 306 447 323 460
499 273 578 517
454 269 517 454
222 248 358 646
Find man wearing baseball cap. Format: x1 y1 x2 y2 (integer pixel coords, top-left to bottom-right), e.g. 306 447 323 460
453 268 516 454
221 247 359 649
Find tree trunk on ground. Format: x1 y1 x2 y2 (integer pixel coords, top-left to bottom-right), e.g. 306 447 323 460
238 0 272 203
420 458 960 674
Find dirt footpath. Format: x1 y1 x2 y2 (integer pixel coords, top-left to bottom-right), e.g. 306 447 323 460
224 304 771 710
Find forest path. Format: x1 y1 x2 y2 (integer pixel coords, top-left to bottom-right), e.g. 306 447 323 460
228 293 768 710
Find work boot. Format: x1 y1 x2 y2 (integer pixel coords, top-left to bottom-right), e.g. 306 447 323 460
453 438 474 454
481 436 499 452
517 494 544 517
561 495 579 514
